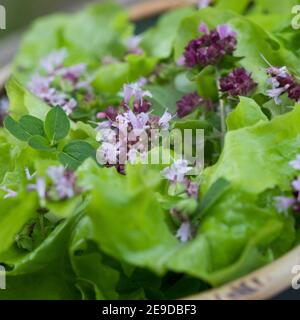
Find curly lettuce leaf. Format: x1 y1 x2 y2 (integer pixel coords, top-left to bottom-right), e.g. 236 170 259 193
204 105 300 194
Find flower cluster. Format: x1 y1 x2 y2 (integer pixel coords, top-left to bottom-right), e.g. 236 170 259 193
161 159 199 243
183 23 237 68
266 66 300 105
176 92 213 118
274 155 300 214
0 97 9 127
96 82 172 174
28 49 94 115
220 68 257 97
1 166 81 204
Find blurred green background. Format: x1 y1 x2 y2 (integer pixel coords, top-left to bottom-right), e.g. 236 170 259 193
0 0 100 40
0 0 137 66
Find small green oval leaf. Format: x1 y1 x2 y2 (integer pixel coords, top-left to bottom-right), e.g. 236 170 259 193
28 135 55 152
44 107 70 144
58 140 96 170
4 116 30 141
19 115 46 137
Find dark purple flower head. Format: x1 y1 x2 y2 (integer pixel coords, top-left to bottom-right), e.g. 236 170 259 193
176 92 203 118
220 68 257 97
97 106 119 121
133 99 152 114
288 84 300 102
184 23 237 68
103 106 119 121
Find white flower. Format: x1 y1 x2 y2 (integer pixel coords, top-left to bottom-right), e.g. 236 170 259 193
27 177 46 201
127 148 139 164
289 155 300 170
176 222 192 243
158 111 172 130
47 166 77 200
127 110 150 131
28 74 55 100
97 142 119 165
161 159 192 183
274 196 295 213
198 0 211 9
61 98 77 116
1 186 18 199
47 166 65 183
40 49 67 74
96 128 117 143
25 167 36 181
0 97 9 114
121 82 152 104
126 35 143 54
292 176 300 195
266 87 286 105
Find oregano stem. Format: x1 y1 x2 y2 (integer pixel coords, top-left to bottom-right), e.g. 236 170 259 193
215 68 226 147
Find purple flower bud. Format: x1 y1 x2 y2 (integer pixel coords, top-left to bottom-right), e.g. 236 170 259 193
198 22 209 34
158 111 172 130
133 100 152 114
220 68 257 97
184 24 237 68
216 24 237 40
176 56 186 66
186 180 199 199
176 92 203 118
103 106 119 121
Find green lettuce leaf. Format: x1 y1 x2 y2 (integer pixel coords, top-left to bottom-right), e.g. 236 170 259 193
204 105 300 194
226 97 268 130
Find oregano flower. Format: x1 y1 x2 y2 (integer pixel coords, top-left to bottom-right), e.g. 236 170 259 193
220 68 257 97
266 66 300 105
96 83 172 172
176 92 212 118
28 49 94 116
183 23 237 68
